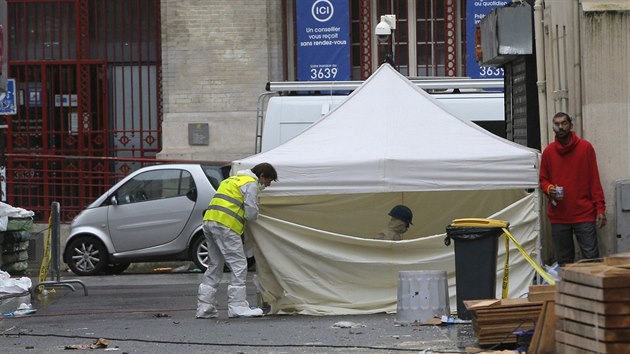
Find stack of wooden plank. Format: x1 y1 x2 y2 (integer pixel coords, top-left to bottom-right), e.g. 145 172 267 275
528 284 556 302
528 284 556 354
464 298 542 347
556 254 630 353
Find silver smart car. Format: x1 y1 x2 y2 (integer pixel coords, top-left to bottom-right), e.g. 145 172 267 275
63 163 229 276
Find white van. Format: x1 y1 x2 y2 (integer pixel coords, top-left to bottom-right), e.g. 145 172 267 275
259 91 505 152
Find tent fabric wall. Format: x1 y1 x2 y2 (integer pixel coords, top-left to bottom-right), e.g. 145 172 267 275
248 192 539 315
258 189 529 238
234 63 542 316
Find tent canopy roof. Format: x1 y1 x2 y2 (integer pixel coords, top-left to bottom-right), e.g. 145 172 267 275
235 64 539 196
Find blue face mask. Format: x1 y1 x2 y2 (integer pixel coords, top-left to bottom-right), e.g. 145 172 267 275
259 183 266 191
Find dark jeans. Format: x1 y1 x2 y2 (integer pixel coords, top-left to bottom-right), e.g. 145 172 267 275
551 222 600 266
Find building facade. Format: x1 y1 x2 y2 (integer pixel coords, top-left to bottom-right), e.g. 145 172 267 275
5 0 629 261
158 0 472 162
6 0 164 220
534 0 630 255
5 0 481 221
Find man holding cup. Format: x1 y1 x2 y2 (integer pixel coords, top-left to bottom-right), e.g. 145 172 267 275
540 112 606 266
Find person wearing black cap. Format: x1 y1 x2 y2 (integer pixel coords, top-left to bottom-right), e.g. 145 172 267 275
374 205 413 241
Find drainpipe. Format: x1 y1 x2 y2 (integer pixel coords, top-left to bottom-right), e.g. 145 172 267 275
534 0 548 148
533 0 548 277
571 0 583 136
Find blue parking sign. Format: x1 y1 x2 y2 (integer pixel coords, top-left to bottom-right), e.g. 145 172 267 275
0 79 16 115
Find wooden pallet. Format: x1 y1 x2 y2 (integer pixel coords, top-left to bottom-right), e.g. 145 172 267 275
528 284 555 302
556 330 630 353
555 259 630 353
557 318 630 342
604 252 630 267
464 298 542 346
528 284 556 354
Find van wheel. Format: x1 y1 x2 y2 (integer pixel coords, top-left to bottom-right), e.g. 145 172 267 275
191 236 209 272
65 237 108 276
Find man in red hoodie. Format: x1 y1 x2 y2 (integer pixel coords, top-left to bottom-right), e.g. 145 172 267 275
540 112 606 266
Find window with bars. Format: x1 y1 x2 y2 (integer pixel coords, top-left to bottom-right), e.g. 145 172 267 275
375 0 465 77
5 0 162 222
347 0 466 79
416 0 446 76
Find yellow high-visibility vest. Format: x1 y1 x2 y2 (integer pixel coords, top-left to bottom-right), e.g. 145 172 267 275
203 175 257 234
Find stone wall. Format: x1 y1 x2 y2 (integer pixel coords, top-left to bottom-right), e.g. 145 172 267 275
159 0 285 162
581 10 630 254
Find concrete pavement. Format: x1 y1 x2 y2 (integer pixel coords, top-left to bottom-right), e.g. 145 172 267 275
0 269 481 354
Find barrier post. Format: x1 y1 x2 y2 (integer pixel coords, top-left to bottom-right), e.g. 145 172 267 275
37 202 88 296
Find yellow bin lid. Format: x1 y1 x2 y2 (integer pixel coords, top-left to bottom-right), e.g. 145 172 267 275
449 218 509 228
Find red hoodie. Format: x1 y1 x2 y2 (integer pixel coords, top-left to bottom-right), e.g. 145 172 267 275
540 131 606 224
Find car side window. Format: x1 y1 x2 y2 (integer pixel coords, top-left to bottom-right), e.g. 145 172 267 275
116 169 195 205
202 165 225 190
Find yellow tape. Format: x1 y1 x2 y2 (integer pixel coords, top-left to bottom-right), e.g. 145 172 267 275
502 236 509 299
502 227 556 285
37 214 53 293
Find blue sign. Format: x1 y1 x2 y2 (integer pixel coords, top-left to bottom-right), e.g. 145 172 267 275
465 0 509 79
0 79 16 115
296 0 350 82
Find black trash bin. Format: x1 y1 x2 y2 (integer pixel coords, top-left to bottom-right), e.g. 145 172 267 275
444 218 507 320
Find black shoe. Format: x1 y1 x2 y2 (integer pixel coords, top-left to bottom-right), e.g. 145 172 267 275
247 257 256 272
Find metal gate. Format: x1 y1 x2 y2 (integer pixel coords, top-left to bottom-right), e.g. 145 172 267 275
4 0 162 222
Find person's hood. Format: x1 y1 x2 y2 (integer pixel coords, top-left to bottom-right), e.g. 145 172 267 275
554 131 580 155
236 169 259 181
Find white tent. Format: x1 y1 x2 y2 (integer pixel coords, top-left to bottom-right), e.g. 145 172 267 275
234 64 542 315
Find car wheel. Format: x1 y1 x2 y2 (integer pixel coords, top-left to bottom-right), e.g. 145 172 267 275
65 237 108 276
103 262 131 274
191 235 208 271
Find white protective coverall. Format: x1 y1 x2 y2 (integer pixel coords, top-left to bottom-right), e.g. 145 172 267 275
373 217 409 241
196 169 263 318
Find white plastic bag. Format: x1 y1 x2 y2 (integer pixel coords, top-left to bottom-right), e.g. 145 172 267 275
0 202 35 232
0 202 35 218
543 262 561 284
0 270 32 294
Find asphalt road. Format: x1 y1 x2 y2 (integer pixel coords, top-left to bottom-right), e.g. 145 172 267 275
1 270 479 354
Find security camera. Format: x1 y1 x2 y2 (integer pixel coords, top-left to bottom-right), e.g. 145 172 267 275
375 21 391 43
375 15 396 43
